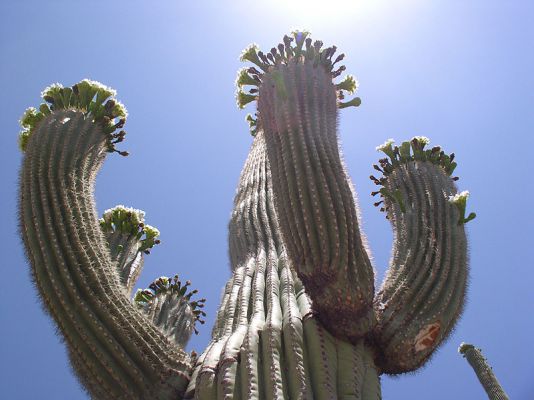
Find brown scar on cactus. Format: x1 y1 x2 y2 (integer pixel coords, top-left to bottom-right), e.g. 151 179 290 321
414 322 441 352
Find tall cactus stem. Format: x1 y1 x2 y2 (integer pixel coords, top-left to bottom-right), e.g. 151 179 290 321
238 31 376 342
185 130 381 399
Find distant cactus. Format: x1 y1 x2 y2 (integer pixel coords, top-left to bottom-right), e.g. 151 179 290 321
459 343 509 400
18 32 475 399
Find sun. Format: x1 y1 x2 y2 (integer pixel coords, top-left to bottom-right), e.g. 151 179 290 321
269 0 385 26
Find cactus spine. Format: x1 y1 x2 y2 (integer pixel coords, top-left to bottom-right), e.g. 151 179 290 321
18 33 475 399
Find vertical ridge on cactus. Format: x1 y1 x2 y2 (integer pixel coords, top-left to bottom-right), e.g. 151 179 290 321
18 32 475 399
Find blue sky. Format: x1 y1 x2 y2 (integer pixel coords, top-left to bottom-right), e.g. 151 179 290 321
1 1 532 398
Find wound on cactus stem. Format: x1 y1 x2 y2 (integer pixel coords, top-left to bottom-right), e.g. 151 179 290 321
414 322 441 352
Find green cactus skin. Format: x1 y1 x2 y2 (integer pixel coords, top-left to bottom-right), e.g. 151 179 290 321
18 33 475 399
459 343 509 400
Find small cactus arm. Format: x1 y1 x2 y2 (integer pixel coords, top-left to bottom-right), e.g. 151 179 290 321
18 33 475 400
459 343 509 400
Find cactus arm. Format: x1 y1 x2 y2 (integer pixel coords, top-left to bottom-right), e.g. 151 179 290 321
134 276 206 348
18 82 191 399
238 32 376 341
99 205 161 294
459 343 509 400
371 138 471 374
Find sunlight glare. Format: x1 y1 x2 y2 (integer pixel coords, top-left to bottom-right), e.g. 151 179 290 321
269 0 386 27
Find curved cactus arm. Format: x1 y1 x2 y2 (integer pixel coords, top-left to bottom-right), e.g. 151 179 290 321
371 137 472 374
237 32 375 341
135 275 206 348
18 81 191 399
99 205 161 294
458 343 509 400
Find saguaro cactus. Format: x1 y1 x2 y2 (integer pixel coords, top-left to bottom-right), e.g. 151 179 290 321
18 32 474 399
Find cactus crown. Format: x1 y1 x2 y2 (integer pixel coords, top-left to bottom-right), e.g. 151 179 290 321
18 79 128 154
371 136 476 224
134 275 207 333
236 31 361 135
99 205 161 253
374 136 457 176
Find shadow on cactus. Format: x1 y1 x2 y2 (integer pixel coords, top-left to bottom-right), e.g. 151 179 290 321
18 32 475 399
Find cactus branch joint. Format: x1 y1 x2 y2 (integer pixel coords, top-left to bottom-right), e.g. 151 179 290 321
18 31 487 399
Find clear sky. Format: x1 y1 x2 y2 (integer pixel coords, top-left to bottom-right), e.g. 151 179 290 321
1 1 533 399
